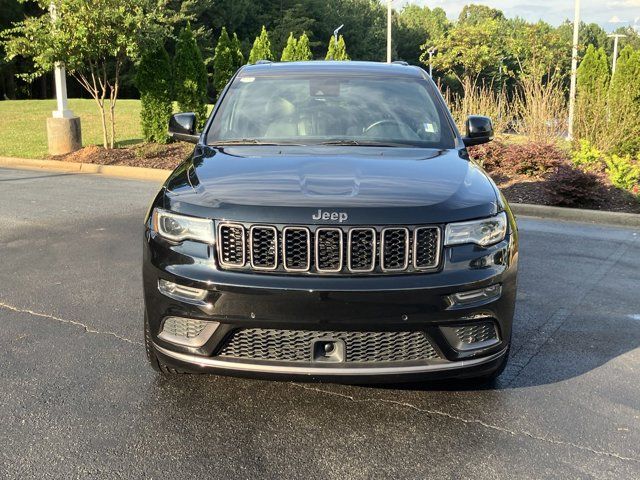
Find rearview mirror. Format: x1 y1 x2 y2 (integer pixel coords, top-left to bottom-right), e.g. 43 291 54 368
462 115 494 147
169 113 199 143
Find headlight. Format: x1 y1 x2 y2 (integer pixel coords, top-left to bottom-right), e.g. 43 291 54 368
151 208 214 243
444 212 507 247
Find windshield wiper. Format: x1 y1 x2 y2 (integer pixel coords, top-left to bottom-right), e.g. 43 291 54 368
213 139 306 146
317 139 409 147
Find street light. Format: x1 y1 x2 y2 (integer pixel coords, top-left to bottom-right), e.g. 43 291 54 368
387 0 392 63
567 0 580 141
333 24 344 43
426 47 437 77
608 33 627 75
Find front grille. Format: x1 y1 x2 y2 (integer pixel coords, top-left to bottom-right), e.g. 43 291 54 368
216 222 441 275
455 323 498 344
218 328 441 363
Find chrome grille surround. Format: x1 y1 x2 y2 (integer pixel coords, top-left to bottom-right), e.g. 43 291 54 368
218 328 441 363
215 222 442 275
217 223 246 267
249 225 278 271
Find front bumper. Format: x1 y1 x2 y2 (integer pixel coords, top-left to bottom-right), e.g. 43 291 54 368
143 228 518 381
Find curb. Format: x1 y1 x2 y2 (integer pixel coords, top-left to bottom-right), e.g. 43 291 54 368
510 203 640 228
0 156 171 182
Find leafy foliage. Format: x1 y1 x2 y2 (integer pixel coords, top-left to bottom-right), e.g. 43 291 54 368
544 165 604 207
574 45 610 149
136 45 173 143
605 154 640 193
213 27 243 98
174 23 208 129
571 140 604 171
470 141 564 177
248 26 273 64
397 5 449 65
325 35 349 61
295 32 313 61
606 46 640 156
281 33 298 62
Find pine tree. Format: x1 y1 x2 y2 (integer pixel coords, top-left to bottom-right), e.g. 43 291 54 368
607 46 640 155
295 32 313 61
230 32 245 71
174 23 208 129
248 26 273 64
325 35 349 61
575 45 610 147
281 33 298 62
213 27 234 98
136 45 173 143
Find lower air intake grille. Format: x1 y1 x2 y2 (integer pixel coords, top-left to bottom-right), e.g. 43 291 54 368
455 323 498 344
218 328 440 363
161 317 208 339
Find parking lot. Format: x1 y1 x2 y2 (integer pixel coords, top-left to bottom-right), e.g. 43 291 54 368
1 167 639 479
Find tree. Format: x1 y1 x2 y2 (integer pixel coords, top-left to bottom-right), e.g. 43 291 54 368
213 27 234 98
230 32 245 72
2 0 176 149
396 5 449 65
606 46 640 155
174 23 208 129
325 34 349 60
281 33 298 62
248 26 273 64
136 45 173 143
295 32 313 61
575 45 610 149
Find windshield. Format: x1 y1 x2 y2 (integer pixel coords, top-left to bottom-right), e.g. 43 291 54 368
207 73 456 149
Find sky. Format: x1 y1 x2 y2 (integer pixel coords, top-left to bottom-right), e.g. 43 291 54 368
403 0 640 31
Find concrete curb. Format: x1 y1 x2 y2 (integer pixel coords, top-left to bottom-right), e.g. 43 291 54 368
2 156 639 228
511 203 640 228
0 156 171 182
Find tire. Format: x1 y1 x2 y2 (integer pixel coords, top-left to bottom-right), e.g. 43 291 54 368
144 312 189 375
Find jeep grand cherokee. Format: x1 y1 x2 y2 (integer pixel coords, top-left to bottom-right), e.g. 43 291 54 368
142 61 518 383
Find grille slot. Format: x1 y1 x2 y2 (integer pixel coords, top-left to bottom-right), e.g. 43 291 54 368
455 323 497 344
161 317 208 339
217 223 245 267
381 228 409 271
348 228 376 272
218 328 441 363
283 227 311 271
315 228 343 272
215 222 441 275
414 227 441 270
250 226 277 270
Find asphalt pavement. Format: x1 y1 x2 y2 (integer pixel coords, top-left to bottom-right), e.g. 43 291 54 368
1 167 639 479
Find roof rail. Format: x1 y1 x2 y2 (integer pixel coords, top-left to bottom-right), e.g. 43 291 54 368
391 61 409 66
255 60 273 65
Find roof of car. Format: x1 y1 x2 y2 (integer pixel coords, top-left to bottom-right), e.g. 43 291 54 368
238 61 426 78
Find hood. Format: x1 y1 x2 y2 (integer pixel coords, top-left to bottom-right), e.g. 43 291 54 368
164 145 499 225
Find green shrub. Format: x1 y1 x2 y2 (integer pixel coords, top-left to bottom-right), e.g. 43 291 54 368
296 32 313 61
281 33 297 61
604 154 640 193
571 140 603 171
248 26 273 64
213 27 243 99
545 165 603 207
325 35 349 61
136 45 173 144
174 24 208 129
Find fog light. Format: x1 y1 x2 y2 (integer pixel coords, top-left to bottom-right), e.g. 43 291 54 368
158 316 219 348
158 279 208 305
447 284 502 308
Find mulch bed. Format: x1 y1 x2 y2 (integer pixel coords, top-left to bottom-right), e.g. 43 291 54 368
51 143 640 214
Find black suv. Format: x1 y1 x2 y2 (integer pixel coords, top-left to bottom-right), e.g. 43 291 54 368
143 61 518 383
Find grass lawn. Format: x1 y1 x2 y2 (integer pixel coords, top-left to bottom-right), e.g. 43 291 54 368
0 99 215 159
0 99 143 158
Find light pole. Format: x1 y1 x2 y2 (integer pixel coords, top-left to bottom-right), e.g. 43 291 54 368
47 1 81 155
567 0 580 141
387 0 392 63
333 24 344 43
608 33 627 75
427 47 437 77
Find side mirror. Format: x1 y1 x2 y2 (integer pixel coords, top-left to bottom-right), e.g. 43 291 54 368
462 115 494 147
169 113 199 143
